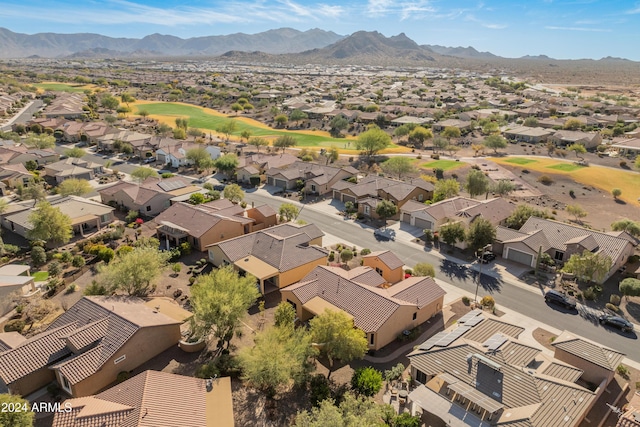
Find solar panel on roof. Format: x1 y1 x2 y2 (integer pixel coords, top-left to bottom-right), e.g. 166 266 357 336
437 325 471 346
158 180 186 192
483 333 508 351
464 316 484 327
458 309 483 324
419 331 449 350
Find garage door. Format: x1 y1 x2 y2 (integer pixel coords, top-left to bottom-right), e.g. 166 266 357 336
506 248 533 266
275 179 287 189
267 177 274 186
401 213 411 223
414 218 433 230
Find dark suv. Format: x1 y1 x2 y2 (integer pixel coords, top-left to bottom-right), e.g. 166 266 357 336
544 290 577 309
479 252 496 264
599 314 634 333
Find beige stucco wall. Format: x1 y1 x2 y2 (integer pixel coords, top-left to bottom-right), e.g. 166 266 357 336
553 348 614 386
362 256 403 284
246 207 276 229
9 368 55 396
197 221 246 252
278 257 327 289
69 323 181 397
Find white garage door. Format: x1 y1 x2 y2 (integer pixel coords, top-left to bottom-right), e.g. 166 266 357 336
506 248 534 266
401 213 411 223
414 218 433 230
275 179 287 189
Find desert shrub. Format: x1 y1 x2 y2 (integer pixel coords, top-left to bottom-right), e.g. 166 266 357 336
179 242 192 256
48 261 62 277
71 255 85 268
309 374 332 407
538 175 553 185
115 245 133 256
125 210 139 223
610 294 621 306
84 280 108 296
431 154 440 160
360 248 371 256
66 283 76 294
340 249 353 263
60 251 73 264
351 367 383 397
4 319 25 332
583 287 596 301
569 190 575 198
620 160 627 168
481 295 495 309
404 269 413 275
462 296 471 305
328 251 335 262
97 247 115 262
605 303 620 313
616 364 630 378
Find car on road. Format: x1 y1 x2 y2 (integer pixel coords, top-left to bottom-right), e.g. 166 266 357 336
544 290 577 310
599 314 634 333
479 252 496 263
158 170 172 175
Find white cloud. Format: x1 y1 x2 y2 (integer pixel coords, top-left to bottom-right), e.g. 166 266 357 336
626 5 640 14
464 14 507 29
545 26 612 32
366 0 436 19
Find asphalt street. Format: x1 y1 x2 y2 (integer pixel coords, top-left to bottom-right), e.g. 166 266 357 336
242 190 640 361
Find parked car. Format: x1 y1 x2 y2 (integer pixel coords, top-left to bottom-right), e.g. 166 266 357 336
544 290 577 310
599 314 634 333
479 252 496 263
213 184 226 191
144 157 156 164
157 170 172 175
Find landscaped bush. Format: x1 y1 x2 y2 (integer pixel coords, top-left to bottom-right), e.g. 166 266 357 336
583 287 596 301
351 367 383 397
328 251 335 262
71 255 85 268
340 249 353 263
616 364 630 378
605 303 620 313
31 246 46 266
610 294 621 306
179 242 192 256
360 248 371 256
462 296 471 305
537 175 554 185
309 374 332 407
620 160 627 168
4 319 25 333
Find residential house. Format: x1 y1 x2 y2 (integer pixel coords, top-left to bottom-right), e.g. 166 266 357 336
0 296 191 397
44 157 104 183
97 130 152 155
0 163 33 190
52 371 234 427
400 197 516 236
362 250 405 284
41 92 85 119
0 195 115 240
408 310 605 427
503 126 554 143
332 175 434 219
236 153 298 184
156 142 220 168
154 199 276 252
60 121 111 144
611 137 640 157
0 143 59 166
550 130 602 149
494 217 635 282
282 259 445 350
432 119 472 133
0 264 36 316
99 177 201 217
207 223 327 294
266 161 357 194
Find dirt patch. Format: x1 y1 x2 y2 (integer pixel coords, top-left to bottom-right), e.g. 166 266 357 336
532 327 558 352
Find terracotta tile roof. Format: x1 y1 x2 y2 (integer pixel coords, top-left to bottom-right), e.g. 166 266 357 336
363 250 404 270
541 362 583 383
463 318 524 343
455 198 516 226
154 202 249 238
422 196 479 221
387 276 446 308
347 267 387 287
53 371 224 427
62 317 110 352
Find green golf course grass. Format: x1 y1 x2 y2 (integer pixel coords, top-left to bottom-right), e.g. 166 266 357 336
546 163 585 172
134 102 408 152
34 83 93 93
420 159 466 170
502 157 537 165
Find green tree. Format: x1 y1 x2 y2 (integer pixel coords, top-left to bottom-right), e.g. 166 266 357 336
566 204 587 223
16 178 47 201
279 203 299 222
175 117 189 130
433 178 460 202
274 114 288 127
351 367 383 397
248 136 268 152
466 217 496 252
619 278 640 301
138 109 149 120
413 262 435 277
611 218 640 237
340 249 353 263
563 118 582 130
322 146 340 165
231 103 243 115
381 157 416 179
439 222 465 247
612 188 622 200
356 126 391 158
173 127 187 140
562 250 612 284
290 109 308 126
441 126 461 140
188 193 206 205
394 124 412 142
120 92 135 107
0 394 34 427
214 153 239 178
505 204 549 229
432 136 448 154
309 309 368 379
240 130 252 142
131 166 157 182
157 123 172 136
64 147 86 158
329 115 348 137
407 126 433 148
217 120 237 142
57 178 92 196
392 412 421 427
100 94 119 111
491 179 516 197
186 146 212 172
483 134 508 154
294 392 388 426
273 135 297 154
24 133 55 149
238 326 316 397
96 245 170 296
31 245 46 266
190 266 260 348
465 169 490 198
568 143 586 161
523 117 539 127
274 301 296 329
375 200 397 227
27 201 72 247
223 183 244 204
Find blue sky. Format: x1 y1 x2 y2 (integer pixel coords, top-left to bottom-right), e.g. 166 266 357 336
1 0 639 60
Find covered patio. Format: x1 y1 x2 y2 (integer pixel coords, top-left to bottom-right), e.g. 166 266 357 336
234 255 279 294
